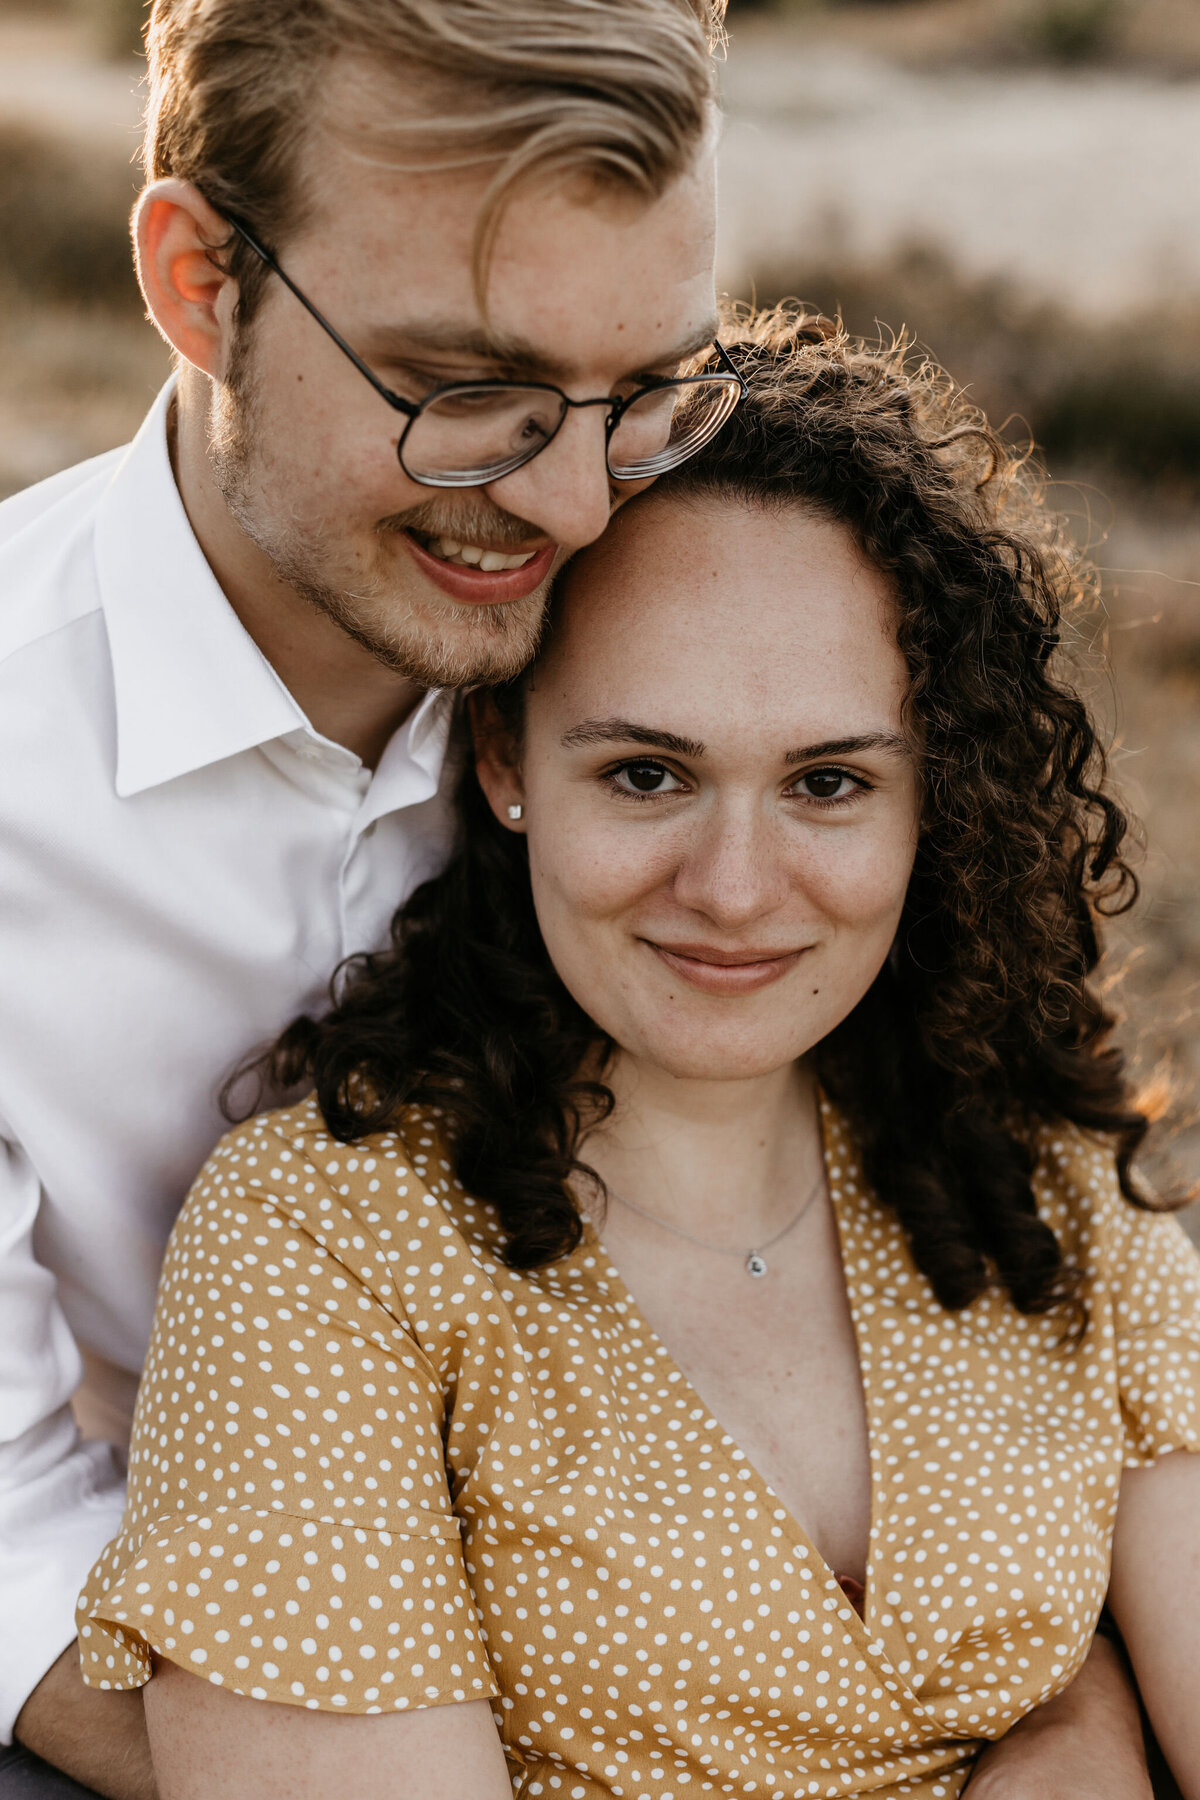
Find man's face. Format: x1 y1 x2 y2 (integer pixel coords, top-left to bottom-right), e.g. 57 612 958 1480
210 81 718 689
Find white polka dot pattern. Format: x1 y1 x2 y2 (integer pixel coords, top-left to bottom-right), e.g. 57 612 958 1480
78 1098 1200 1798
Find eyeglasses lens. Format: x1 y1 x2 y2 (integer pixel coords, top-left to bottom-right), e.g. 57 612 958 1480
397 374 742 488
606 378 742 481
401 386 566 487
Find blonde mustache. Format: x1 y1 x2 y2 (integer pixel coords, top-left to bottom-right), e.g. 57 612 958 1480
378 502 546 551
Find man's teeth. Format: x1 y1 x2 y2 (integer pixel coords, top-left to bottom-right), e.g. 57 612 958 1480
433 536 537 572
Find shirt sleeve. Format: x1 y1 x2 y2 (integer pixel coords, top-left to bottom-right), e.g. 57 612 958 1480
76 1121 498 1715
0 1128 128 1745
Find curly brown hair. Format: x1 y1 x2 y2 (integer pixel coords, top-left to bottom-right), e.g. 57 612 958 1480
267 307 1161 1320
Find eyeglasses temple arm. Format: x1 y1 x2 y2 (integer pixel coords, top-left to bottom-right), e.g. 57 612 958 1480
713 339 746 390
221 214 419 418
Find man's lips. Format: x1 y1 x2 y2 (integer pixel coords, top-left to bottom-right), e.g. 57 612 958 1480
646 940 808 996
402 530 557 605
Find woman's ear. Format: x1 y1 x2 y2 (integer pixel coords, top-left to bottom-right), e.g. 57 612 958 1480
469 692 527 833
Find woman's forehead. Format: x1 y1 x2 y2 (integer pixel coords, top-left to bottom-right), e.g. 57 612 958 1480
539 493 905 731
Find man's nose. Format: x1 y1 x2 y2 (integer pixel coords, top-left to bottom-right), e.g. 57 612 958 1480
672 802 795 930
485 402 616 551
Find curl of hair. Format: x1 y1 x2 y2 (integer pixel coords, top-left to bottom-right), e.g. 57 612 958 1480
265 306 1162 1318
267 751 612 1270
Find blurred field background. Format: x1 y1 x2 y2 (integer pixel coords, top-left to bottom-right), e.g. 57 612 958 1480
1 0 1198 1219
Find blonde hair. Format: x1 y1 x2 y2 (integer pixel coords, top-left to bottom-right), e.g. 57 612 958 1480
144 0 726 317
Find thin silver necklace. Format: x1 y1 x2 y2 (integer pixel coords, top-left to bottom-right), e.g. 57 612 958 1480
606 1167 825 1279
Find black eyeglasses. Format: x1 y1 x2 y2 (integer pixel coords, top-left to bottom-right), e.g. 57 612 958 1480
223 215 745 490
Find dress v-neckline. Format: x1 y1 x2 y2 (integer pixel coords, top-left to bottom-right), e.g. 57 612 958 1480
574 1092 887 1645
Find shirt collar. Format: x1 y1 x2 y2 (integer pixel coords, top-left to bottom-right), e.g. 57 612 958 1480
361 686 458 827
94 382 458 810
96 380 307 799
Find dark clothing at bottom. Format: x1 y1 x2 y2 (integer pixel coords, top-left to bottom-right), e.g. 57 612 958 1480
0 1748 104 1800
1146 1728 1186 1800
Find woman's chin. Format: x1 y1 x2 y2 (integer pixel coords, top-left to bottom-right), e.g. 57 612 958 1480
614 1037 809 1086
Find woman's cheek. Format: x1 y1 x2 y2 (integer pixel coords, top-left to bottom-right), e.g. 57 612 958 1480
529 816 676 923
800 814 916 933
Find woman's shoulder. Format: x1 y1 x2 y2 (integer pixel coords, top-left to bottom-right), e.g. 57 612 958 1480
1028 1115 1194 1290
198 1092 456 1194
181 1096 491 1287
1029 1115 1121 1219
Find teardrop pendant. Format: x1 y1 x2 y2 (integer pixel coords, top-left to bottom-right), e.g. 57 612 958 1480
745 1252 768 1278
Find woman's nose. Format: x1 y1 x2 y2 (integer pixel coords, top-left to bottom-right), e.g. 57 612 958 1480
486 402 615 552
671 802 794 930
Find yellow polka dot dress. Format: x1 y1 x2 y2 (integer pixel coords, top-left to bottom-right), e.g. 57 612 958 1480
78 1099 1200 1798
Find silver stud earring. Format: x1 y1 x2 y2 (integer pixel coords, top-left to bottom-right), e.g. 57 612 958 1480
507 803 524 821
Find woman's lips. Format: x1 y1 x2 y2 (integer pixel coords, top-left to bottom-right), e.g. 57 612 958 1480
402 530 557 605
647 942 807 995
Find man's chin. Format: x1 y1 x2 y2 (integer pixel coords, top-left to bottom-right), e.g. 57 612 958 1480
335 581 552 690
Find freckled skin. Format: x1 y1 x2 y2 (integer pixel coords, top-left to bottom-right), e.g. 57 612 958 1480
495 493 921 1084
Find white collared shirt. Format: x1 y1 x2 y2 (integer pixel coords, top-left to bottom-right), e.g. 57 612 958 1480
0 384 458 1738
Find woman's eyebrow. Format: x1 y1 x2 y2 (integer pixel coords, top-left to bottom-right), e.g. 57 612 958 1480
560 719 706 757
560 723 910 762
784 732 909 765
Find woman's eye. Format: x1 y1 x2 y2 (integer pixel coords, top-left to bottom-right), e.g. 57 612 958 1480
610 760 683 797
793 767 861 802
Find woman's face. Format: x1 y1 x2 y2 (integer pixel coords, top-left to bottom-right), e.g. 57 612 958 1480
477 494 922 1083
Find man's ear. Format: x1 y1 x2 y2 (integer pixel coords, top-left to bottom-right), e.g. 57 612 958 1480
134 179 241 377
469 691 527 832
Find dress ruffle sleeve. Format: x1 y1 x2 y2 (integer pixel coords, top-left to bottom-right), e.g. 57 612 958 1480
1111 1203 1200 1466
1048 1123 1200 1468
76 1120 498 1714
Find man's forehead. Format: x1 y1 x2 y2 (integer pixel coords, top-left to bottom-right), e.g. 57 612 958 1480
300 94 718 377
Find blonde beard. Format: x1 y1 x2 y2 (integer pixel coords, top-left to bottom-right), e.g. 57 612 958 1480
207 343 556 689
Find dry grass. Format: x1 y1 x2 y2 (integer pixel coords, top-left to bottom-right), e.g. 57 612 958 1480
0 121 140 304
1096 503 1200 1202
732 0 1200 75
0 298 169 496
0 0 147 58
752 243 1200 500
0 118 168 495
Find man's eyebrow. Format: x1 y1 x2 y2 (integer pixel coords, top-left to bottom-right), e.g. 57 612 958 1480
364 320 567 378
560 719 706 758
648 319 724 372
784 733 910 765
361 317 723 385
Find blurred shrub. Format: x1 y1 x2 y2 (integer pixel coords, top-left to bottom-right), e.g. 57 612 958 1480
0 124 139 308
76 0 149 57
1022 0 1122 61
726 0 1174 68
752 243 1200 496
1040 369 1200 489
0 0 145 45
